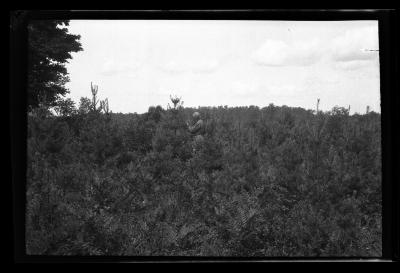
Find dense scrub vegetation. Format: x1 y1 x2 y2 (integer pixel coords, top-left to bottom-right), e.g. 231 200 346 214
26 94 381 257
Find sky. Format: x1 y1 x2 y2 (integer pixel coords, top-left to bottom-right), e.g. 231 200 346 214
65 20 380 114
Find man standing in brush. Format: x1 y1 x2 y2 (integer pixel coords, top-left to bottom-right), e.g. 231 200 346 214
187 111 205 152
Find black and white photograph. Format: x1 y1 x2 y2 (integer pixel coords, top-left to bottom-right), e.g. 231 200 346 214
22 14 384 258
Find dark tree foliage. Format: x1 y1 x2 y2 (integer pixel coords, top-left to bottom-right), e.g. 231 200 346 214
28 20 82 110
26 95 381 257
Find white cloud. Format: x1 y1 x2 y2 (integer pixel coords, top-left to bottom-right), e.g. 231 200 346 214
193 59 220 73
330 26 379 63
161 60 186 73
155 86 179 96
334 60 374 71
229 81 261 96
228 82 302 103
252 38 322 66
160 58 220 74
100 58 142 77
267 84 300 97
252 40 289 66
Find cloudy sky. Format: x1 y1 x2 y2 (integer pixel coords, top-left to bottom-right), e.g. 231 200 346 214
65 20 380 114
